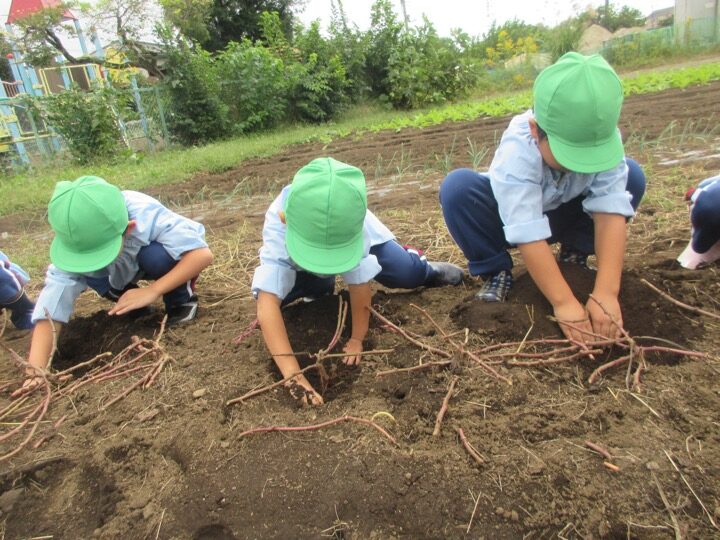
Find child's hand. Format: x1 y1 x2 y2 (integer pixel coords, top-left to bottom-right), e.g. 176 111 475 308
554 300 594 345
108 287 161 316
342 338 363 366
285 375 323 406
587 293 623 339
11 374 44 398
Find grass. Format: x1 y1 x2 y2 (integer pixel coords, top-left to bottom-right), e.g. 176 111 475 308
2 60 720 217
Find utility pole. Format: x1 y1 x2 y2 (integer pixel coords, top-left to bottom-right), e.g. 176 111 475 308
399 0 409 30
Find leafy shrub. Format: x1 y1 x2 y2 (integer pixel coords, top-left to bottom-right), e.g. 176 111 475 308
215 40 288 133
365 0 403 98
543 18 584 61
38 85 124 164
261 14 349 123
161 34 230 146
386 20 477 109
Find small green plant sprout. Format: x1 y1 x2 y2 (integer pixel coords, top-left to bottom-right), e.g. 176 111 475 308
466 138 488 170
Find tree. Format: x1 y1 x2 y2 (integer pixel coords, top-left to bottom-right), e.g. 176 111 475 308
159 0 213 44
9 0 166 77
1 33 13 81
201 0 305 52
594 4 646 32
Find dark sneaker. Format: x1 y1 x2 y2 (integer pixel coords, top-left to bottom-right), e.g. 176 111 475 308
166 297 199 326
558 247 590 269
426 262 465 287
5 291 35 330
475 270 513 302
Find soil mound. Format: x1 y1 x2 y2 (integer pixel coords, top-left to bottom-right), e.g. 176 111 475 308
451 262 705 345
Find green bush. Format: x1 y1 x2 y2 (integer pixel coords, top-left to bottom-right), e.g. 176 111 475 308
365 0 404 98
272 17 350 123
38 85 124 164
162 35 230 146
386 20 476 109
215 40 288 133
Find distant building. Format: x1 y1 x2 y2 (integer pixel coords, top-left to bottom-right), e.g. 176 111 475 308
675 0 720 43
646 7 674 28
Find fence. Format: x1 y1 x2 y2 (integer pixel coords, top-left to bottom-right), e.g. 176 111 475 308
600 16 720 57
0 82 170 170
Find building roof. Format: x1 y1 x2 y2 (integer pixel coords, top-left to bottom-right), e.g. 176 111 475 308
6 0 77 25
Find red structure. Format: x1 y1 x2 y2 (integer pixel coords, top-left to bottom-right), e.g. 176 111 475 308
6 0 77 24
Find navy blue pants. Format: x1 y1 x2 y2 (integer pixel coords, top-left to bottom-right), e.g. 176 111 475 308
87 242 195 309
282 240 434 306
0 269 22 306
439 159 646 276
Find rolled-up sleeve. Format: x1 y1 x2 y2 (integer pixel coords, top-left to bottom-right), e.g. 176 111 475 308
341 255 382 285
252 264 296 300
489 123 551 245
583 160 634 217
251 189 298 300
32 266 87 323
151 209 208 260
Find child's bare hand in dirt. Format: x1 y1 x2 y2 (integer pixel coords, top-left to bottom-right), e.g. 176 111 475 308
554 300 594 345
108 287 160 316
11 374 44 398
342 338 363 366
587 293 623 340
285 375 323 406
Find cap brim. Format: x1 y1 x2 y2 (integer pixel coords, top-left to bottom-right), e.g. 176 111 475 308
286 229 365 275
49 234 123 273
548 130 625 174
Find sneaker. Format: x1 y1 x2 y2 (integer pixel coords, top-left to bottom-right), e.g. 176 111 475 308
166 297 199 326
558 247 589 269
426 262 465 287
475 270 513 302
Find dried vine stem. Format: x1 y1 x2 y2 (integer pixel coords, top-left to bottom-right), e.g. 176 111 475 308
409 304 512 385
238 415 397 446
642 278 720 320
432 377 458 437
376 360 453 378
0 317 172 459
456 428 484 465
226 298 387 406
368 306 451 359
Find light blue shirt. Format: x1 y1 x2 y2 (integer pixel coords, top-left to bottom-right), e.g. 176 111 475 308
32 191 207 323
488 110 635 245
251 186 395 300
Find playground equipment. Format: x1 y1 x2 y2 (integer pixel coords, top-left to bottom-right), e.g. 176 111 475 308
1 0 106 165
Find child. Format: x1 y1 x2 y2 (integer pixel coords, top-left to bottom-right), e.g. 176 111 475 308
252 157 464 405
440 52 646 344
677 175 720 269
17 176 213 393
0 250 35 330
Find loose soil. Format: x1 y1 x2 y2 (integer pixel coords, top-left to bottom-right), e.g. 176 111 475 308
1 80 720 539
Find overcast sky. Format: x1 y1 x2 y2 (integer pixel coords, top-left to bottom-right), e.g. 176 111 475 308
297 0 674 37
1 0 675 41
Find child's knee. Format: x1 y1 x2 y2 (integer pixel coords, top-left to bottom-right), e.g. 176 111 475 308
137 243 176 278
440 169 492 210
625 158 646 209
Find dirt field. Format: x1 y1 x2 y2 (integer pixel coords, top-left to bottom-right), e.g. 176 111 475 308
1 81 719 539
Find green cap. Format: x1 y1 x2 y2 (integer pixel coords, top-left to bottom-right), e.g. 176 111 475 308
285 158 367 274
48 176 129 273
533 52 624 173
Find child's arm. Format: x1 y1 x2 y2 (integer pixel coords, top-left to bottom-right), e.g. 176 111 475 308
344 283 372 365
518 240 594 343
11 320 64 396
256 291 323 405
587 213 626 338
109 247 213 315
